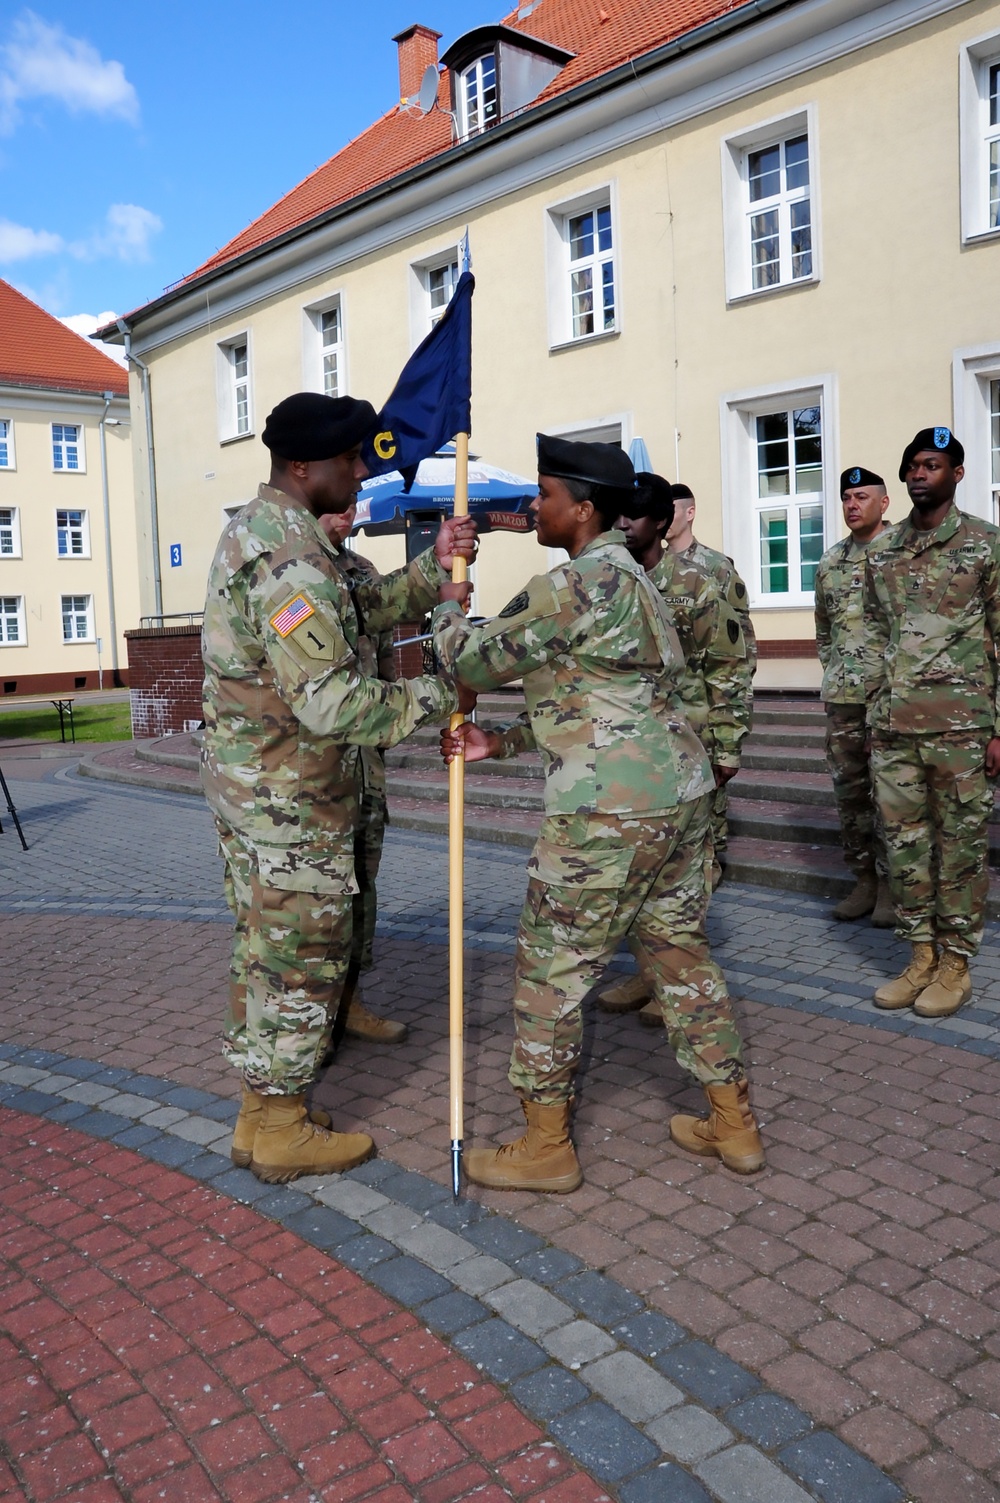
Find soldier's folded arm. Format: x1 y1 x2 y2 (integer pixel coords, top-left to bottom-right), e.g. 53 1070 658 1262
251 572 457 746
700 598 751 765
431 571 584 692
814 566 832 670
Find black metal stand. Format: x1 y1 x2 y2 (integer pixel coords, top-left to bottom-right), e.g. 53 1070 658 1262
0 764 27 851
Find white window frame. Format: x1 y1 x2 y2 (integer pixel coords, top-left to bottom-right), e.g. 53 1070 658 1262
544 183 620 350
960 32 1000 243
60 593 95 643
216 332 254 442
0 594 25 645
0 418 14 470
302 294 346 397
52 422 85 473
540 414 629 567
952 342 1000 523
720 375 838 610
56 508 90 560
458 53 498 138
721 106 820 303
0 506 21 558
409 248 460 344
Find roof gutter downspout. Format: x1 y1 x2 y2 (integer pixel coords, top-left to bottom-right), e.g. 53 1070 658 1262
97 391 122 684
117 318 162 617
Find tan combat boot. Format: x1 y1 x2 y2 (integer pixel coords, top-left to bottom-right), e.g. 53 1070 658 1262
832 873 878 921
914 952 972 1018
873 943 937 1010
595 974 650 1014
250 1094 374 1183
344 993 408 1044
464 1100 582 1193
870 879 895 929
231 1084 331 1167
670 1080 764 1174
638 1000 663 1029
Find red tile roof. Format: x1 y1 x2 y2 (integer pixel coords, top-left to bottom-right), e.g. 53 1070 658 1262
185 0 748 284
0 280 128 396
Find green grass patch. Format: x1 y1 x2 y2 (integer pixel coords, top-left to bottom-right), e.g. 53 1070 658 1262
0 699 133 743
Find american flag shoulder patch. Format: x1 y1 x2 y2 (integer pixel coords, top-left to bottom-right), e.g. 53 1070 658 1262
270 594 315 638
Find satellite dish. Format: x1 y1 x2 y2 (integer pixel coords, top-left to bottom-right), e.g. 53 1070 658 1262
417 63 439 114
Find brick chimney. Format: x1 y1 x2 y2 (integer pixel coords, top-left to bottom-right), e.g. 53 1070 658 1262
392 24 442 105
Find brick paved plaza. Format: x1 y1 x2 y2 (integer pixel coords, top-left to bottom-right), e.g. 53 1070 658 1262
4 746 1000 1500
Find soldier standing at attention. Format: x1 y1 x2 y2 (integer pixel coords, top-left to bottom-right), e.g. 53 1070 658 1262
814 467 893 925
595 471 752 1019
865 427 1000 1017
438 436 764 1191
668 483 756 887
319 502 407 1045
201 392 475 1182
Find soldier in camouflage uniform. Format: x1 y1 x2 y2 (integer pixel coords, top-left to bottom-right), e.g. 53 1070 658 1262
594 472 752 1020
437 436 764 1192
319 503 406 1045
201 392 475 1182
814 466 893 925
863 427 1000 1017
668 483 756 887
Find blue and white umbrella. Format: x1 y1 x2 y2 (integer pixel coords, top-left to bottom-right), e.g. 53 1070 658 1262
628 436 654 474
354 445 536 536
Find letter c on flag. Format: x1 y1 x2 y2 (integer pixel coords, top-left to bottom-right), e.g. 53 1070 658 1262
374 431 397 460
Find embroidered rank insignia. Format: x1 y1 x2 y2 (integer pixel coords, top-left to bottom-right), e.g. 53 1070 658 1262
270 594 315 637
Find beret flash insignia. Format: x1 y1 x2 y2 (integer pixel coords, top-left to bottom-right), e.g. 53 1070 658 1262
934 427 951 449
849 468 861 485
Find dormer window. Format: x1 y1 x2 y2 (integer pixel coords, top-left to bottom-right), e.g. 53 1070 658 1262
443 25 572 143
459 54 498 136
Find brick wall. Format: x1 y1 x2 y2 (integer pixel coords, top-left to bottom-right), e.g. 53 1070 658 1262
124 625 203 738
757 639 820 659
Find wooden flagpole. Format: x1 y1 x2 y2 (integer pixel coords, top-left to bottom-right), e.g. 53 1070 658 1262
449 429 470 1198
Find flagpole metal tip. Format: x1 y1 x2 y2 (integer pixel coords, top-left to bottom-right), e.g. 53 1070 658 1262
450 1140 463 1200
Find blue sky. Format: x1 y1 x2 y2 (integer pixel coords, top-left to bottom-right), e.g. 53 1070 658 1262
0 2 505 337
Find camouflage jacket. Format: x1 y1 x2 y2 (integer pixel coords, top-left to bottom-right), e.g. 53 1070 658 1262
649 551 751 768
814 528 892 705
862 504 1000 736
201 483 455 869
432 531 713 816
335 544 397 800
679 540 758 675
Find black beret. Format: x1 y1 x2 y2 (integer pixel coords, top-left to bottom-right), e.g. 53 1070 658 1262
536 433 635 490
898 427 964 482
627 471 675 526
840 466 885 494
262 392 376 461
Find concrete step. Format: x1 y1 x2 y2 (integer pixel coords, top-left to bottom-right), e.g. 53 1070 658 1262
745 726 825 749
740 744 829 773
386 768 544 812
386 746 543 779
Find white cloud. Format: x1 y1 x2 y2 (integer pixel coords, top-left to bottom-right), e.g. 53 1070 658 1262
0 203 162 265
0 216 62 259
0 11 139 135
76 203 162 264
60 311 127 366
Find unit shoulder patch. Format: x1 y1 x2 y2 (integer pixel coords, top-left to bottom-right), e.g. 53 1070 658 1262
499 590 531 619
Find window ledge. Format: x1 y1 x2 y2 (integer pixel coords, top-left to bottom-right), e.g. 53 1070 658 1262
727 275 819 308
62 638 95 646
548 328 620 356
962 226 1000 248
749 599 816 611
57 556 92 562
220 431 255 447
0 640 27 648
52 470 86 476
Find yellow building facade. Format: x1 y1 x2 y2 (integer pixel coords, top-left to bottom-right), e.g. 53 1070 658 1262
107 0 1000 688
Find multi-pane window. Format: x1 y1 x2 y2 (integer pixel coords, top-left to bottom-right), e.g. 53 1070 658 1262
232 343 250 435
320 306 343 397
57 509 87 557
567 205 615 339
61 594 93 642
988 62 1000 230
52 423 81 471
0 419 11 468
991 379 1000 522
755 407 824 596
459 54 498 136
0 595 24 644
0 508 19 557
428 260 459 326
746 134 811 290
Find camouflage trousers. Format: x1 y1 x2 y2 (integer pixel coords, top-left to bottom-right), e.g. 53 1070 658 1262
870 732 993 958
218 823 356 1094
510 795 745 1104
352 786 387 974
710 783 729 858
824 702 888 880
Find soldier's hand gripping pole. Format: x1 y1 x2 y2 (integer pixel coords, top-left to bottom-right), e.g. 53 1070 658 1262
448 431 470 1198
